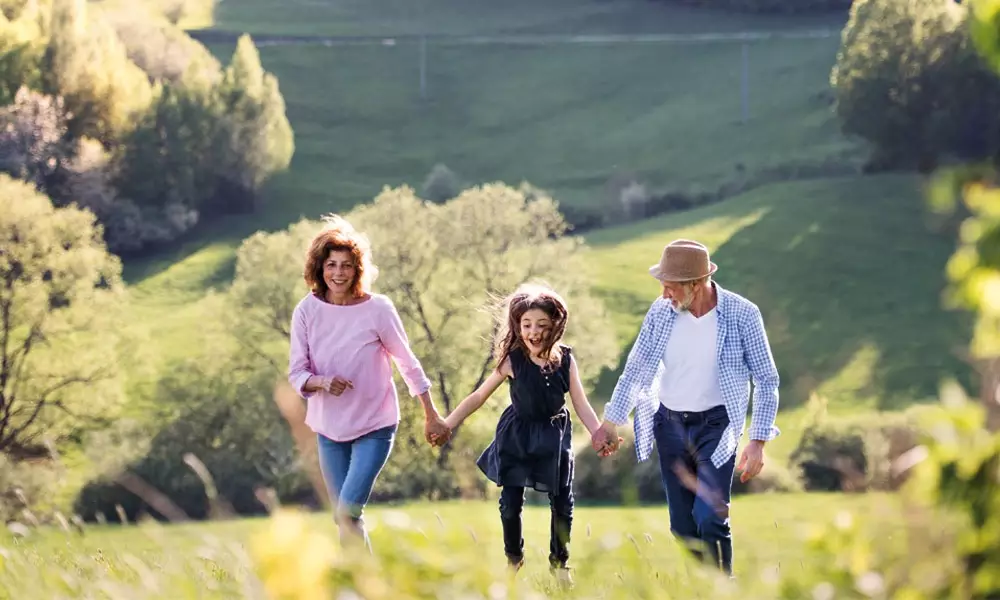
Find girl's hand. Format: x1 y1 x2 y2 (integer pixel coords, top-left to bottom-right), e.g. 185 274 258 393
425 413 451 447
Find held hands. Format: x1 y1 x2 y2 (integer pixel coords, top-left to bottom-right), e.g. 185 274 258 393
590 420 625 457
425 413 452 447
737 440 765 483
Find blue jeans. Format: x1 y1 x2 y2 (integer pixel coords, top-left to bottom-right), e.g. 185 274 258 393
316 424 396 551
652 404 736 575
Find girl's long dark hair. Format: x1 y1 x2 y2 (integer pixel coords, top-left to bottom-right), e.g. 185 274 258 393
493 282 569 374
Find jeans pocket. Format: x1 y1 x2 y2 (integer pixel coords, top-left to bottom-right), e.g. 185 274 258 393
706 414 730 430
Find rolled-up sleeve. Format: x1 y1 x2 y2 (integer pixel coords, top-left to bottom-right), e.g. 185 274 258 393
377 297 432 397
288 303 317 399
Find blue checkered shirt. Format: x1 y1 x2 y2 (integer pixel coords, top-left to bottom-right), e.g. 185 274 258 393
603 283 780 468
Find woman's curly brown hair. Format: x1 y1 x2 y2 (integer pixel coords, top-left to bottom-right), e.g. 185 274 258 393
303 215 378 299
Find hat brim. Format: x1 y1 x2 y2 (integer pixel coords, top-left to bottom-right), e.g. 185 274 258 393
649 262 718 282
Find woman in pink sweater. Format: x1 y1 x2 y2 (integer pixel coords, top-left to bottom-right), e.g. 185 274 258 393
288 215 450 550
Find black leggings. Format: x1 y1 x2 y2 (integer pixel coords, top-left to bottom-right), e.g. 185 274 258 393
498 484 574 568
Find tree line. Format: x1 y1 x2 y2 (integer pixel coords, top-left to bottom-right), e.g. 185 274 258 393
0 0 293 256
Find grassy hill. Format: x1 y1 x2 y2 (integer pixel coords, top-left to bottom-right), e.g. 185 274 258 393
116 0 972 456
588 174 971 410
209 0 847 37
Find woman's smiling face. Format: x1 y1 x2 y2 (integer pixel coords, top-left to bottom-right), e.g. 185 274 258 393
323 249 356 295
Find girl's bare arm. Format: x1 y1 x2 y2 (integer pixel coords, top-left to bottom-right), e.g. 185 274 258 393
444 358 512 429
567 354 602 435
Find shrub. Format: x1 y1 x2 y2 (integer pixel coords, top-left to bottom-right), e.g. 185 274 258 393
572 427 664 504
0 454 64 523
731 459 803 495
421 163 462 203
789 411 919 492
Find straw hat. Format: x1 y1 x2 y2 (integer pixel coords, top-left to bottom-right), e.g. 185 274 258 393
648 239 718 282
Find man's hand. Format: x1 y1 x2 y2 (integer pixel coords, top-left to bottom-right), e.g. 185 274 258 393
737 440 765 483
325 376 354 396
591 420 624 457
425 413 452 447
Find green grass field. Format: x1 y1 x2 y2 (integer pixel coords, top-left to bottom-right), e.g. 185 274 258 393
200 31 850 225
0 494 900 599
210 0 846 37
124 1 864 377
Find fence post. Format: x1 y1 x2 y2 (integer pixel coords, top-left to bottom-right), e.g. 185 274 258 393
740 42 749 124
419 35 428 99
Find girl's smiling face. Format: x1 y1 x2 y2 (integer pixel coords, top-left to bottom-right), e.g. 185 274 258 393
519 308 553 357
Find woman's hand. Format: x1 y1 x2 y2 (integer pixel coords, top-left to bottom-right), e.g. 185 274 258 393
304 375 353 395
325 376 354 396
425 413 452 447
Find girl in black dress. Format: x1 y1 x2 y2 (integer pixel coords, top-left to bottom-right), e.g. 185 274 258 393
441 283 620 584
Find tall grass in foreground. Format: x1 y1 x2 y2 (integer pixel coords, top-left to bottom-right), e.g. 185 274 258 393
0 494 900 600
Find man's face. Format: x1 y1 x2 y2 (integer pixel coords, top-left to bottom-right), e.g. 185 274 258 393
661 280 697 311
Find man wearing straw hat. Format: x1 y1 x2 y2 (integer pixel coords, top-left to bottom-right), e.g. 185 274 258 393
593 239 780 577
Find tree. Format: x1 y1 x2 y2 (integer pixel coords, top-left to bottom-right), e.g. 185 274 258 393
0 174 132 456
210 35 295 215
227 182 618 495
831 0 1000 171
42 0 153 145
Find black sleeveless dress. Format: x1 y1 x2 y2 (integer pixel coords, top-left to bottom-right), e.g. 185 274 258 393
476 345 574 494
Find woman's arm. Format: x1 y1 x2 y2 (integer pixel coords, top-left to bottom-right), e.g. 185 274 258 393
376 297 438 415
567 354 602 435
288 304 321 398
444 359 511 430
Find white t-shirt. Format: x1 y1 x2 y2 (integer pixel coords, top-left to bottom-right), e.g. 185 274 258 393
657 307 725 412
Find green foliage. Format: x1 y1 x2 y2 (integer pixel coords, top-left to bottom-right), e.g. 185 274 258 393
930 169 1000 359
0 86 70 191
224 182 618 500
0 453 63 522
73 335 312 522
102 3 221 84
113 34 294 243
0 174 134 455
42 0 154 144
831 0 1000 171
775 388 1000 599
212 35 294 210
0 0 292 255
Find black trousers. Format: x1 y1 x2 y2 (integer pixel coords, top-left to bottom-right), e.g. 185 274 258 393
499 484 574 568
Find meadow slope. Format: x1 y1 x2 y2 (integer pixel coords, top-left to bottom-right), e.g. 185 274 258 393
119 1 969 439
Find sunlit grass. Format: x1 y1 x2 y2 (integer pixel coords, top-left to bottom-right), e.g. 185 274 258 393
0 494 898 599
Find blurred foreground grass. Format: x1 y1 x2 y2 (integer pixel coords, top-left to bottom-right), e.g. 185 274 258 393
0 493 902 599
